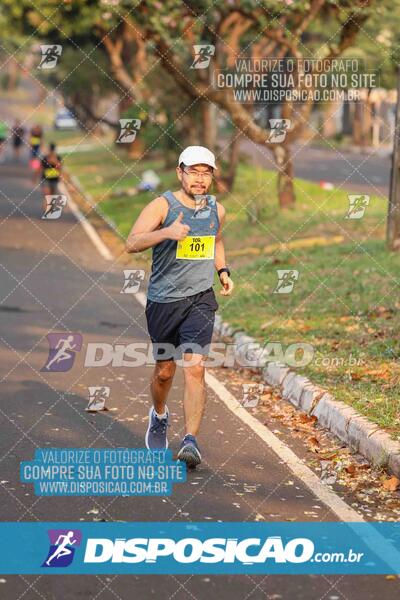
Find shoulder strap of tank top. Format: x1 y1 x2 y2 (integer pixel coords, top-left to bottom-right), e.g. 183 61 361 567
208 194 219 227
207 194 217 207
162 190 180 209
207 195 218 217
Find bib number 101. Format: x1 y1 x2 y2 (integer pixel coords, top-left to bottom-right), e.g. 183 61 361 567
176 235 215 260
190 238 205 252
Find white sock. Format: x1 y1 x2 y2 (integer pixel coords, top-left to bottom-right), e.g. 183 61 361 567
155 409 167 419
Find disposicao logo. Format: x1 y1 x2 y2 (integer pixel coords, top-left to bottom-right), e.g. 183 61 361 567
41 333 82 372
42 529 82 567
83 536 314 565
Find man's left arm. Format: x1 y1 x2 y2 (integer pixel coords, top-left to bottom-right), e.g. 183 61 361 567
215 202 234 296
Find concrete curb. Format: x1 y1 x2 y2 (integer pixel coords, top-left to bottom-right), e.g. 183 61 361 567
213 315 400 477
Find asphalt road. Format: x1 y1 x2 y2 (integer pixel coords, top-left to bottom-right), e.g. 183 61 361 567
0 157 398 598
240 140 391 196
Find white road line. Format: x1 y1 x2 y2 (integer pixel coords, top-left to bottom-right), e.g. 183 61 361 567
59 182 113 261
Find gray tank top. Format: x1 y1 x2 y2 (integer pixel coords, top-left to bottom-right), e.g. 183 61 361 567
147 190 219 303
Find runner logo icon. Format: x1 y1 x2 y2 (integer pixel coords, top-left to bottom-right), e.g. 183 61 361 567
268 119 291 143
346 194 370 219
38 45 62 69
42 529 82 567
117 119 142 144
120 269 145 294
41 333 83 372
273 270 299 294
86 386 110 412
42 195 67 220
191 45 215 69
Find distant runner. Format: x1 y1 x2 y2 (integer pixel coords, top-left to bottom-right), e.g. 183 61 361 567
29 124 43 182
11 119 25 160
41 142 62 206
126 146 234 468
29 123 43 157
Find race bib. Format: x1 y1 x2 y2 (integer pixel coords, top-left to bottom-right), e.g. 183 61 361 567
44 167 59 179
30 136 41 145
176 235 215 260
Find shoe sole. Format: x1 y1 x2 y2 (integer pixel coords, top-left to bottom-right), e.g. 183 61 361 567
145 405 169 450
177 445 201 468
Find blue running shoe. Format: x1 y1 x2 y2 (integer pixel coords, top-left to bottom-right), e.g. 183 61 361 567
177 434 201 468
145 406 169 450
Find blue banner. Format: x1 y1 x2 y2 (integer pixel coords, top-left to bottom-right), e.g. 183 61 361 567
0 522 400 574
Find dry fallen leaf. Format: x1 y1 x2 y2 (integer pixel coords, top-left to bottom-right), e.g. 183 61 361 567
308 436 320 451
345 464 357 475
318 451 339 461
261 321 275 330
299 414 318 426
349 372 362 381
363 367 391 381
382 476 400 492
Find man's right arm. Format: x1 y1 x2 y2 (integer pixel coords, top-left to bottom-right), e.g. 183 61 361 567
125 197 191 254
125 197 168 254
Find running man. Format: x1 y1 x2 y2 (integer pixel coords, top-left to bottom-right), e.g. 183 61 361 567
45 531 76 566
126 146 234 468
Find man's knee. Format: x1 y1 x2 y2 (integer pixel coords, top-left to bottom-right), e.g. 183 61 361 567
183 361 205 381
154 361 176 384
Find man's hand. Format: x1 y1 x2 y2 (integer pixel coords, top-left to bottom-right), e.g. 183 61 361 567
166 211 191 241
219 272 234 296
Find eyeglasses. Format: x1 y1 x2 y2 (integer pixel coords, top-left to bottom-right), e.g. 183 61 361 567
182 168 213 180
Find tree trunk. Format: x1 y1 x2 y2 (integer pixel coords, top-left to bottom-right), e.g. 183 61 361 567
7 58 19 91
176 113 198 150
200 101 216 150
127 136 144 158
273 145 295 208
322 99 342 138
214 132 242 194
352 93 371 147
387 67 400 251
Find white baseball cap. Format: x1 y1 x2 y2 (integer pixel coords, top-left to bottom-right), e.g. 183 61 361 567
178 145 217 170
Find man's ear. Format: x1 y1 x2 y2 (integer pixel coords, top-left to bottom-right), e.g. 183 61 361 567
176 166 183 182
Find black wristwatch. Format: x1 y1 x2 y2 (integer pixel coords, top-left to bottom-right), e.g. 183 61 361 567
218 267 231 278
